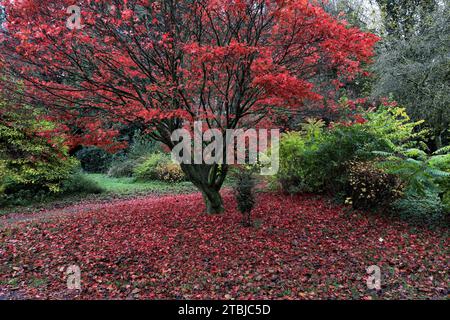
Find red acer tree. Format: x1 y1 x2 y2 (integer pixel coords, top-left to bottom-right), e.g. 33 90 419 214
0 0 378 213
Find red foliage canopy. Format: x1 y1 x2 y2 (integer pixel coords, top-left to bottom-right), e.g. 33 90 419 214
0 0 378 148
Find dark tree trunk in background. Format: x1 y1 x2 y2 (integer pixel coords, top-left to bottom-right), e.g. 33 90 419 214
181 163 228 214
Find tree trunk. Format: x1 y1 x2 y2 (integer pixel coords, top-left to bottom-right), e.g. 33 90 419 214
435 133 443 150
180 163 228 214
201 188 224 214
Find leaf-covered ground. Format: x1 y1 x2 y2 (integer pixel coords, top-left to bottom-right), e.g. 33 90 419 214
0 192 448 300
0 174 195 216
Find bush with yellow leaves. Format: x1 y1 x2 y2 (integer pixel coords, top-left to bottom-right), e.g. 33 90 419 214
347 161 404 210
155 162 186 183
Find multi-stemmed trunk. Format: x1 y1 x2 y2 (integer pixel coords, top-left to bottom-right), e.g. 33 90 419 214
180 163 228 214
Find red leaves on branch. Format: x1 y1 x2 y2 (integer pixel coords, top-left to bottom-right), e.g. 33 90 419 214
0 0 379 148
0 193 447 299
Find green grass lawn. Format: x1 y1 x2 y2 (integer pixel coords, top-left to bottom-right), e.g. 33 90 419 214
0 173 239 215
0 174 196 215
87 174 195 195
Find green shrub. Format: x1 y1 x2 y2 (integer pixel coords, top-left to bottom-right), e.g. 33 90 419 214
0 188 51 207
277 123 387 194
311 124 388 192
277 131 313 193
155 162 186 183
392 191 445 225
443 192 450 214
276 105 432 196
234 166 256 227
75 147 112 173
0 103 79 194
61 173 104 195
428 152 450 213
127 130 162 160
375 147 450 197
133 153 170 181
363 106 427 148
0 172 104 207
107 159 137 178
347 161 404 210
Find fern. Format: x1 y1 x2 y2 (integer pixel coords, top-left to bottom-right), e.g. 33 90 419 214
373 146 450 196
433 146 450 155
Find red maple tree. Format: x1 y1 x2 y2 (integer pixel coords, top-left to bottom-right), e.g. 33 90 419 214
0 0 378 213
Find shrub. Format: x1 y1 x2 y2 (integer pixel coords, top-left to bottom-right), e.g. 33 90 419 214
0 172 104 207
61 173 104 195
133 153 170 181
155 162 185 183
127 130 162 159
392 191 445 225
234 167 256 227
75 147 112 173
428 151 450 213
277 106 432 196
363 106 427 148
107 131 161 178
375 147 450 197
347 161 404 210
277 131 313 193
107 159 137 178
310 124 387 192
277 123 387 194
443 191 450 214
0 102 79 194
0 187 50 207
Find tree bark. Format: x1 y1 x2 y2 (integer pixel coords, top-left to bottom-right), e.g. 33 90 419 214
435 133 443 150
201 188 224 214
180 163 228 214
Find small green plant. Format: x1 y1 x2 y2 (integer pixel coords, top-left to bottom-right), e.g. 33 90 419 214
234 166 256 227
299 117 326 139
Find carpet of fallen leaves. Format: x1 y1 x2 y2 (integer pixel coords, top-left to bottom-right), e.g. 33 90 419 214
0 192 448 300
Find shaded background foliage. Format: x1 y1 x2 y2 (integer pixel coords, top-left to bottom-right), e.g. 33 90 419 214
373 8 449 149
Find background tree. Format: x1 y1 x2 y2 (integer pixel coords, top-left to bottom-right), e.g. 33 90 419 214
373 7 449 148
0 0 378 213
376 0 437 39
323 0 384 33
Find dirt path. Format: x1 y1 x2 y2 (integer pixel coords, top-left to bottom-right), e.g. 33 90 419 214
0 185 238 228
0 182 265 228
0 193 192 228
